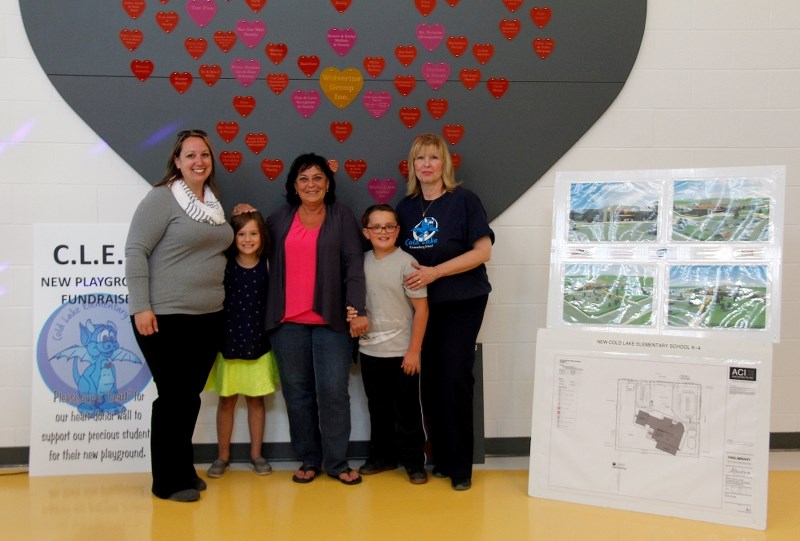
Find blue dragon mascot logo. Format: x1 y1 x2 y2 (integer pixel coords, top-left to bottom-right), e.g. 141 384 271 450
412 216 439 244
49 320 142 416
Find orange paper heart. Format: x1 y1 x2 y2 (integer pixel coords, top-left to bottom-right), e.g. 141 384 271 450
319 67 364 109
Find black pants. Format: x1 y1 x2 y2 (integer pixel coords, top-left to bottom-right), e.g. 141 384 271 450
421 295 488 482
132 311 222 499
360 353 426 470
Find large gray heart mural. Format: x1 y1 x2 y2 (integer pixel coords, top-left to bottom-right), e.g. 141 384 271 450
21 0 645 220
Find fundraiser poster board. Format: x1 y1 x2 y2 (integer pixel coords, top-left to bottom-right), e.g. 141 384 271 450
548 166 785 342
30 224 154 475
528 328 771 530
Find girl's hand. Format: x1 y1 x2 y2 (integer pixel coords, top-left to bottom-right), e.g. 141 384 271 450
401 351 421 375
349 315 369 338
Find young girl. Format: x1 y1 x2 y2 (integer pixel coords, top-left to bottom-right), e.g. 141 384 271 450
354 204 429 484
204 211 279 477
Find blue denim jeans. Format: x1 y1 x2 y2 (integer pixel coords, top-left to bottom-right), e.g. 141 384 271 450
271 323 354 476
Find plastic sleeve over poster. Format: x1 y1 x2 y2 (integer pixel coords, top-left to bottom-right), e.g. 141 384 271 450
528 328 771 530
547 166 785 342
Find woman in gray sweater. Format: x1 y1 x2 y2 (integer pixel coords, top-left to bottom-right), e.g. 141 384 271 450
125 129 233 502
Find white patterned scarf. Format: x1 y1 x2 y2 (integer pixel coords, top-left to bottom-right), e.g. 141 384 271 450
170 179 226 225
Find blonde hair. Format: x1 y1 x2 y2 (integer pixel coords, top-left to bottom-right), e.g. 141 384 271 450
405 133 459 197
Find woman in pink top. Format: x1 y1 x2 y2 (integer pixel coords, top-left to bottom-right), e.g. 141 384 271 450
264 153 368 485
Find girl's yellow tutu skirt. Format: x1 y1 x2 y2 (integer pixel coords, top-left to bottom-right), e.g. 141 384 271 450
204 350 279 397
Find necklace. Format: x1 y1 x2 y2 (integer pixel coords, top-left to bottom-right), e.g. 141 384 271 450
420 191 445 217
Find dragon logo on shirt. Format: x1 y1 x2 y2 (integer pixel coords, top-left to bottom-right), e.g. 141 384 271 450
410 217 439 245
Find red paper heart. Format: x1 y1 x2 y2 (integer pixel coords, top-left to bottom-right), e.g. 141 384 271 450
459 68 481 90
344 159 367 181
446 36 468 58
122 0 146 19
472 43 494 64
265 43 288 65
367 178 398 204
169 72 193 93
245 132 268 154
199 64 222 86
487 77 509 99
502 0 523 13
363 56 385 78
394 45 417 67
184 38 208 60
232 95 256 117
220 151 243 173
156 11 179 34
331 0 352 13
533 37 555 60
530 7 552 29
214 31 237 52
442 124 465 145
130 59 154 82
297 55 320 77
414 0 436 17
216 121 240 143
393 75 416 96
260 158 283 180
399 107 421 129
426 98 448 119
447 0 461 5
398 160 409 179
452 152 461 170
499 19 521 41
265 72 289 95
245 0 266 12
119 29 143 51
330 121 353 143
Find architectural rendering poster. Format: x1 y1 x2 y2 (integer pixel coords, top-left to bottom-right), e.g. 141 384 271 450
529 328 771 530
548 166 784 341
31 224 154 476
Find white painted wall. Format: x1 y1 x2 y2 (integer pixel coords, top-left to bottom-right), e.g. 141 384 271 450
1 0 798 451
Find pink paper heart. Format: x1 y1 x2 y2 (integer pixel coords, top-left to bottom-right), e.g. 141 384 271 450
327 27 357 57
230 58 261 87
416 23 445 52
367 178 398 204
235 19 266 48
362 91 392 119
421 62 451 90
292 89 321 118
186 0 217 28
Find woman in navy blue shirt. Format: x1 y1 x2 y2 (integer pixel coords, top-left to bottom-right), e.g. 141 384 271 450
396 133 494 491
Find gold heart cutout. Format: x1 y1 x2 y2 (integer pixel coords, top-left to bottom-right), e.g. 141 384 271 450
319 67 364 109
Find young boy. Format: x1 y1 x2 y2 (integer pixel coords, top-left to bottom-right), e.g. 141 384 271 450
356 204 429 484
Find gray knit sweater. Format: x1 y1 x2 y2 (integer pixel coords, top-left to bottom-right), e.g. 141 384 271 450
125 186 233 316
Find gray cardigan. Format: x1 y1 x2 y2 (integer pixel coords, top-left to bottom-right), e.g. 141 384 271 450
265 202 366 334
125 186 233 316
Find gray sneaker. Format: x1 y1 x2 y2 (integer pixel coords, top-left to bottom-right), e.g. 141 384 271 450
250 457 273 475
207 459 229 478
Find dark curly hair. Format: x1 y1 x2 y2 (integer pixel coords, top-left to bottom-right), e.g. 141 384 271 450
284 153 337 206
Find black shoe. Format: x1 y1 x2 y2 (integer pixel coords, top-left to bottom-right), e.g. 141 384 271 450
167 488 200 502
358 459 397 475
194 477 207 491
432 466 448 479
407 468 429 485
451 478 472 491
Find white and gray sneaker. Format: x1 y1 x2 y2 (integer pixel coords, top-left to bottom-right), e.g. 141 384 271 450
250 457 273 475
207 459 229 478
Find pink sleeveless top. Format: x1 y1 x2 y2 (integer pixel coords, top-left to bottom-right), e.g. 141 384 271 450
282 212 326 325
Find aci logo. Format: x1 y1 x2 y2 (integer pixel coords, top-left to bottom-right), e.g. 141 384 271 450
37 298 152 417
729 367 757 382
